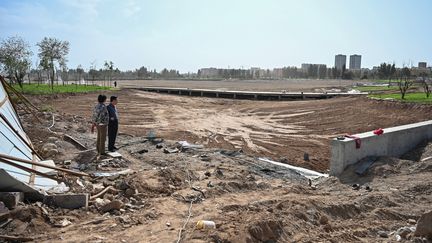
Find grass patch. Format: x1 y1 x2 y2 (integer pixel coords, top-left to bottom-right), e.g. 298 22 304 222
12 83 111 95
356 86 400 92
369 79 394 83
369 92 432 103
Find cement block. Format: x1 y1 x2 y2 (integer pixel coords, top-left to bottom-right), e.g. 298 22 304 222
330 120 432 176
44 193 88 209
0 192 24 209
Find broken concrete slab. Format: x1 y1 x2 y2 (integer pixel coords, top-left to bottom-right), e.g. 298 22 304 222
43 193 88 209
0 192 24 209
258 158 328 180
163 148 179 154
177 141 204 151
107 152 122 158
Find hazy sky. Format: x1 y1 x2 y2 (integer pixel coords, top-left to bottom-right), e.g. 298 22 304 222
1 0 431 72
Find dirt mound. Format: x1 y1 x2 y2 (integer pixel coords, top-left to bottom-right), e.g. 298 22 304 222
322 203 363 220
1 205 50 236
358 195 399 208
372 208 413 221
246 220 285 243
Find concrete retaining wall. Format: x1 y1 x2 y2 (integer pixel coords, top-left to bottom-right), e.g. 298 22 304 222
330 120 432 176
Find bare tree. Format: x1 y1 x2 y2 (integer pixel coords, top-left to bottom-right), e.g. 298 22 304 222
37 37 70 90
398 67 413 100
77 64 84 84
39 57 51 84
420 73 431 98
104 60 114 87
0 36 33 87
60 60 68 85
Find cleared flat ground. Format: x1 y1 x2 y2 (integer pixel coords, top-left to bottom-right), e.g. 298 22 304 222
16 86 432 242
104 79 358 92
52 88 431 172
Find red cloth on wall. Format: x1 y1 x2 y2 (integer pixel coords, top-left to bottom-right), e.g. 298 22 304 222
373 128 384 135
345 134 361 149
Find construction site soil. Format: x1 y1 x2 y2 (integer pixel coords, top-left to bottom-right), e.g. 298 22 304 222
52 89 431 172
108 79 358 92
1 89 431 242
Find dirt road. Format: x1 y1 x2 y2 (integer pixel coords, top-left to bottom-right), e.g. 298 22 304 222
51 89 431 171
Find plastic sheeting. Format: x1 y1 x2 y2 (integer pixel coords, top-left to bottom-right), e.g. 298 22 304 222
0 80 58 192
258 158 328 180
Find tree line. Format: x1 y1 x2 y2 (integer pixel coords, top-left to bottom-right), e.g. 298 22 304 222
375 62 431 99
0 36 183 89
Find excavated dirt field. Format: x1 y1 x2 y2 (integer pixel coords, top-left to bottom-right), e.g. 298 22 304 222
51 89 431 172
110 79 358 92
1 89 431 242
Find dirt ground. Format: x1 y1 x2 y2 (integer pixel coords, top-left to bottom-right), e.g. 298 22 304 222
97 79 358 92
50 89 431 172
1 101 430 243
1 87 431 243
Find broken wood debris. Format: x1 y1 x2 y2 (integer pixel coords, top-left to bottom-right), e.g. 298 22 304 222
90 186 119 200
0 234 34 242
0 157 66 183
0 153 89 178
63 134 88 150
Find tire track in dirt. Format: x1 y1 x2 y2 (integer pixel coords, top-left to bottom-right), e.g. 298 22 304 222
50 89 432 171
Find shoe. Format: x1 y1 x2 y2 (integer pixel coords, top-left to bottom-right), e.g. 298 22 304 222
113 146 119 150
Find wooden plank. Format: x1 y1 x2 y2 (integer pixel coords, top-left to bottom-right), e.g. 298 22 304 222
0 153 89 177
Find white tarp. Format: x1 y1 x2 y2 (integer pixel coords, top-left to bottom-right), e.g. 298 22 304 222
258 158 328 180
0 80 58 192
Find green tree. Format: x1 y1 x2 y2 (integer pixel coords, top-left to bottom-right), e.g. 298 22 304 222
0 36 33 87
137 66 148 78
390 63 396 80
37 37 70 90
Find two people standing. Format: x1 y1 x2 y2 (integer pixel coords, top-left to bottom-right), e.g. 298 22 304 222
91 95 119 155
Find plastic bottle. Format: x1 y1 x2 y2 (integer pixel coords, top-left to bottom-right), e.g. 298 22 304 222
196 220 216 229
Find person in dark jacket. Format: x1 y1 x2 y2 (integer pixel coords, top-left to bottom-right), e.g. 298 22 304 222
107 96 119 152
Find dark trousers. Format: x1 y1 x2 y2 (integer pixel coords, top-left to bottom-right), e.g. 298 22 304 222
108 120 118 151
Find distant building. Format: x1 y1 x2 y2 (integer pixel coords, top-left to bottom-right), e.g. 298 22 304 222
349 55 362 70
335 54 346 70
250 67 260 78
411 62 431 77
301 63 327 78
272 68 284 79
301 63 311 73
199 68 219 78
